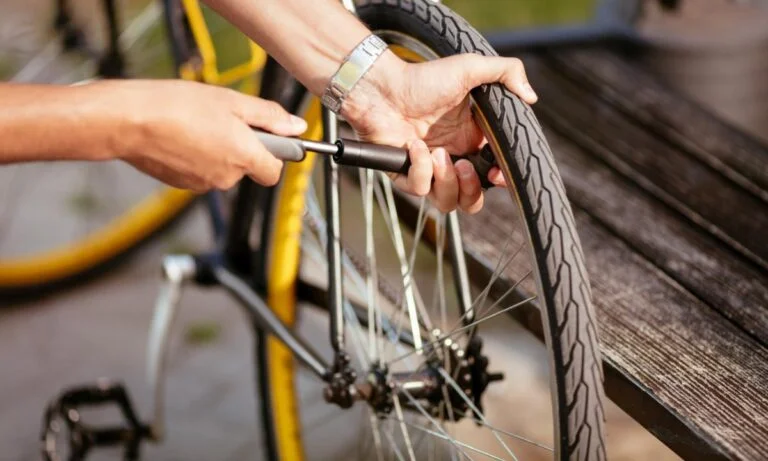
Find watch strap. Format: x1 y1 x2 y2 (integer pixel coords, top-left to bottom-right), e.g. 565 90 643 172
321 35 388 113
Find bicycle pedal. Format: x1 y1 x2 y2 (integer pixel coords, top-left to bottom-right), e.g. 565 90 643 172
41 380 152 461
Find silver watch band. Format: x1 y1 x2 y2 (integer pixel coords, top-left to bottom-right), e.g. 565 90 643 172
321 34 388 113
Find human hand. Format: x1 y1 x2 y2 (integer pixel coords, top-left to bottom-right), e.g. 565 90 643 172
341 52 537 214
98 80 306 191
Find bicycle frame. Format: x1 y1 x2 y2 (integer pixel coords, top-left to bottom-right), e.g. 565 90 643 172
153 0 477 390
42 3 479 458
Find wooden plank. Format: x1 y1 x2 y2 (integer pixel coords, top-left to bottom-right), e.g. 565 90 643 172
578 213 768 461
523 52 768 269
545 127 768 346
459 194 768 461
546 47 768 199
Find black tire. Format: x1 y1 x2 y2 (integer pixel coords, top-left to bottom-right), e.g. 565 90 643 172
355 1 606 459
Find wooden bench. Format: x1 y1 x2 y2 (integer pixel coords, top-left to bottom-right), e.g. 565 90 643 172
460 43 768 460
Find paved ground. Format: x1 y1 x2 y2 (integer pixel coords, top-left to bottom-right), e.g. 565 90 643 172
0 207 271 461
0 2 685 459
0 204 681 461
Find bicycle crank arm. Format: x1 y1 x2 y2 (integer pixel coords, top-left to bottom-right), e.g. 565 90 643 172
253 129 497 189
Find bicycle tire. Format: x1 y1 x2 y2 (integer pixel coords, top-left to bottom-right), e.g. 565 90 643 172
257 1 605 459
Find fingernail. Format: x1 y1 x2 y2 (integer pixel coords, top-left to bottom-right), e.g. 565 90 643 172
411 139 426 151
490 168 504 183
290 115 307 132
435 149 447 167
523 82 538 100
457 162 474 180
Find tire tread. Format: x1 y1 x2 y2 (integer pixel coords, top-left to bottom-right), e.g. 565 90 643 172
356 1 606 459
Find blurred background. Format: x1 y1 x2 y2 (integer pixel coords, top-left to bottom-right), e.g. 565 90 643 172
1 1 767 460
2 0 766 139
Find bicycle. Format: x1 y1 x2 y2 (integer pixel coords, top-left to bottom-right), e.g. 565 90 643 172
40 1 606 460
0 0 263 297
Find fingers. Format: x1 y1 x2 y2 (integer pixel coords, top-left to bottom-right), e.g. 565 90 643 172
228 90 307 136
488 166 507 187
454 159 484 214
405 139 433 196
456 54 538 104
429 148 459 213
397 142 486 213
231 125 284 187
219 90 301 188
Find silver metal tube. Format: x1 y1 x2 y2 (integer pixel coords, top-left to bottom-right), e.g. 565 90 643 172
300 139 339 156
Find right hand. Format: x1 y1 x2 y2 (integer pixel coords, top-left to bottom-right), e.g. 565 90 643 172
99 79 307 192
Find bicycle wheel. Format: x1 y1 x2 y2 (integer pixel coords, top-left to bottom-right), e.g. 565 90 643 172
257 1 606 460
0 2 197 298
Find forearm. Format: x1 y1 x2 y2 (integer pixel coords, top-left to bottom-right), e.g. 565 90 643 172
0 83 122 164
203 0 403 96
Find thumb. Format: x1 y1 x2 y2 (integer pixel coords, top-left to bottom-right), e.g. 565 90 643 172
455 54 538 104
230 93 307 136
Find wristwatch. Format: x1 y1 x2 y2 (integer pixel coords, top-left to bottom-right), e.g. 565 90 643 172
321 34 388 114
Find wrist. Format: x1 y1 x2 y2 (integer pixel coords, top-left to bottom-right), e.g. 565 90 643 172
81 80 152 163
340 50 408 126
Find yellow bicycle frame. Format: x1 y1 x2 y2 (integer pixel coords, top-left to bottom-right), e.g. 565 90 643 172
179 0 266 91
180 4 313 458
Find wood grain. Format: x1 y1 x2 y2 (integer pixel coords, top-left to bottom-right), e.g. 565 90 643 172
547 47 768 197
524 51 768 270
546 128 768 346
459 193 768 461
453 44 768 460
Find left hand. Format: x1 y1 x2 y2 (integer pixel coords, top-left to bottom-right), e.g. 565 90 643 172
341 52 538 214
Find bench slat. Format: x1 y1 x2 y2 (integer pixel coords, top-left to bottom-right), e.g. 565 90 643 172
548 128 768 346
524 51 768 270
460 188 768 461
547 48 768 198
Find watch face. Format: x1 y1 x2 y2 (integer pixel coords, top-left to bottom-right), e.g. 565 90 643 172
338 62 363 88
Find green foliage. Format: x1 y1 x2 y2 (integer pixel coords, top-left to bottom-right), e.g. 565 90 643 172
163 234 200 255
201 5 253 72
442 0 596 30
136 4 252 79
68 190 102 216
0 58 13 80
184 321 222 345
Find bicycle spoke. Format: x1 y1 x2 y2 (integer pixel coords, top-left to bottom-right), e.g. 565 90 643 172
369 410 386 461
444 267 531 345
304 185 415 362
120 1 162 51
373 175 431 352
467 270 533 338
392 393 418 461
361 169 381 361
450 409 553 452
437 368 519 461
469 238 520 317
398 419 508 461
381 196 435 360
383 425 409 461
435 215 448 332
386 295 537 366
395 387 474 461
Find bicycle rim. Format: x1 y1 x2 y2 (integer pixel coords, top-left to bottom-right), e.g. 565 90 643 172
260 2 605 459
